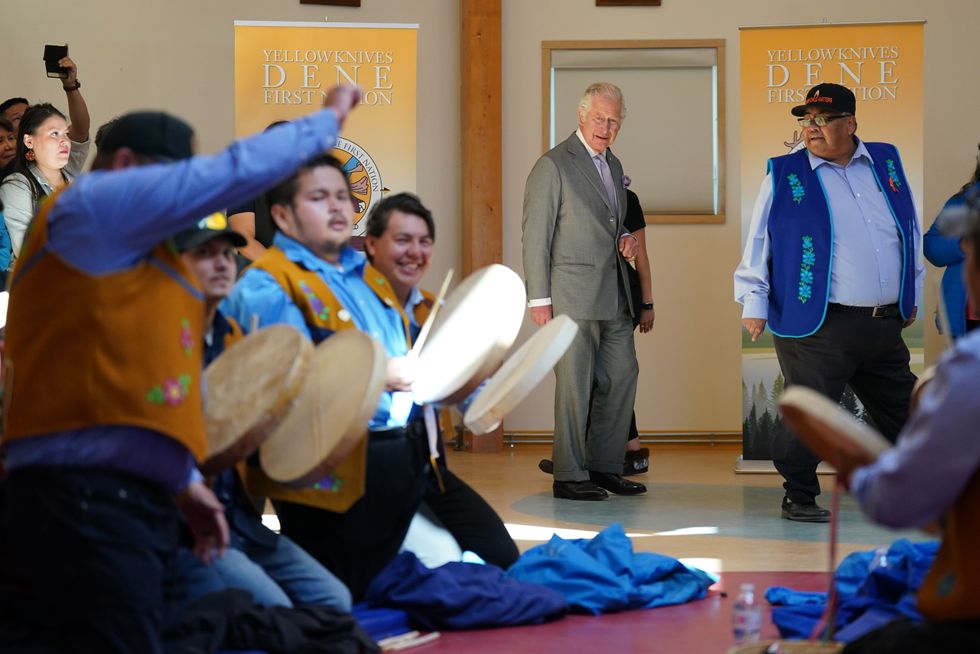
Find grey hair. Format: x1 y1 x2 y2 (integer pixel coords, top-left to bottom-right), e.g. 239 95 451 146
578 82 626 120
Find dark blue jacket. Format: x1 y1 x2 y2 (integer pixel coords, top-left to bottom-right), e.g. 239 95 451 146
924 193 968 338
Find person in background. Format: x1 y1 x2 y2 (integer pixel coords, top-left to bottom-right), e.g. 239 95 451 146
0 98 29 131
0 117 17 169
924 142 980 339
0 55 91 258
621 189 655 471
0 198 10 285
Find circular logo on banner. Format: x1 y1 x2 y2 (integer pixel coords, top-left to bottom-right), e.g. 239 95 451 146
331 138 384 236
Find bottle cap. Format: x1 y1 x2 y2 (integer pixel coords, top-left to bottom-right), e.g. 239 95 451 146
740 583 755 592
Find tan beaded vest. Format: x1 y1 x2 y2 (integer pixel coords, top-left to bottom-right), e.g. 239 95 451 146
241 246 409 513
3 190 207 461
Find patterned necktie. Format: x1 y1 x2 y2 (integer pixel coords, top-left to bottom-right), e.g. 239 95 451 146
594 154 618 215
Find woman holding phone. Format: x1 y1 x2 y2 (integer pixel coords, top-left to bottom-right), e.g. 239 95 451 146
0 55 90 262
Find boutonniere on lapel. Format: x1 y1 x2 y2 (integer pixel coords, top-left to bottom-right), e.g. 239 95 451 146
787 173 805 204
885 159 902 193
622 174 631 189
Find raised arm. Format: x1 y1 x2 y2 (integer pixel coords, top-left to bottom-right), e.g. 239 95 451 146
59 55 90 144
48 86 360 273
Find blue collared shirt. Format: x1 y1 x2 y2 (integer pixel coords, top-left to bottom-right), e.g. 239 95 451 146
734 140 924 320
4 110 343 491
223 233 413 429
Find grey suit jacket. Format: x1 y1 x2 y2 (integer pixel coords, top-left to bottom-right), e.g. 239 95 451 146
521 132 633 321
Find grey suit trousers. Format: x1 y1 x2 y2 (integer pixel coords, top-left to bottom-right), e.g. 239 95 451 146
552 296 639 481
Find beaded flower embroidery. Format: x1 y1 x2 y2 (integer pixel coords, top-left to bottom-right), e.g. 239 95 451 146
147 374 192 406
798 236 815 304
179 317 194 356
298 280 330 321
313 474 343 493
787 174 805 204
885 159 902 193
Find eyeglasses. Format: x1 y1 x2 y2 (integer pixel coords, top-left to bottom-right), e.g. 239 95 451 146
797 113 851 128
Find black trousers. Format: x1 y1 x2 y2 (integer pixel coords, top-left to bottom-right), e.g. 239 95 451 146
275 424 429 602
772 309 916 503
421 465 519 570
0 467 179 654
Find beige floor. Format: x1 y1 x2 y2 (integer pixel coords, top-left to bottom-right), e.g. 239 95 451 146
446 443 909 575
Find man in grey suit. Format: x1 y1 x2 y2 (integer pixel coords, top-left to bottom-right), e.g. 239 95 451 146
522 82 645 501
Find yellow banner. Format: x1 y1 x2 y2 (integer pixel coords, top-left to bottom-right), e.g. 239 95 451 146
738 22 924 460
740 23 924 223
234 21 417 235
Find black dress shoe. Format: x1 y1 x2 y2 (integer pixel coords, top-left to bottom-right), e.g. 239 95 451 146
623 448 650 476
589 471 646 495
553 480 608 501
781 497 831 523
538 459 554 475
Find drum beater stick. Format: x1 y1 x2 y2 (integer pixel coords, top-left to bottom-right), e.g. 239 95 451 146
411 269 453 355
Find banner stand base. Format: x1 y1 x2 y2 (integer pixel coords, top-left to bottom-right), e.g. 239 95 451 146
735 455 836 475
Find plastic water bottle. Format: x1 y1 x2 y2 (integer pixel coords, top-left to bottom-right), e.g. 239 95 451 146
733 582 762 644
869 547 889 573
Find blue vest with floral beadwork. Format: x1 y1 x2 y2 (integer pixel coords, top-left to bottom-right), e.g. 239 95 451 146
766 142 917 338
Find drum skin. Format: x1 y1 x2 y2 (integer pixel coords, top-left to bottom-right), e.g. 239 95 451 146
203 325 313 474
464 314 578 434
778 386 891 472
259 329 388 487
412 264 527 405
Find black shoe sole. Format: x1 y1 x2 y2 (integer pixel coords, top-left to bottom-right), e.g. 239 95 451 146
553 489 608 501
781 509 831 523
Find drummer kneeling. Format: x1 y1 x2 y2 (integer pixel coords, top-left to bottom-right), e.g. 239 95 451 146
223 154 436 601
171 216 352 614
838 191 980 653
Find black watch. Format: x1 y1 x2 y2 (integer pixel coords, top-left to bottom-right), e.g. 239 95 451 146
63 80 81 92
641 302 654 311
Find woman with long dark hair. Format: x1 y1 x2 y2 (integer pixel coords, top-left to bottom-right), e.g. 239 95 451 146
0 56 90 263
0 103 90 260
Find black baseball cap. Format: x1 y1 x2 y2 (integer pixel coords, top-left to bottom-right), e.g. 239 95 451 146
791 83 856 117
174 212 247 252
99 110 194 161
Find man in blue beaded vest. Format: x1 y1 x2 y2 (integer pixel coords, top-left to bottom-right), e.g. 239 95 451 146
734 83 923 523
